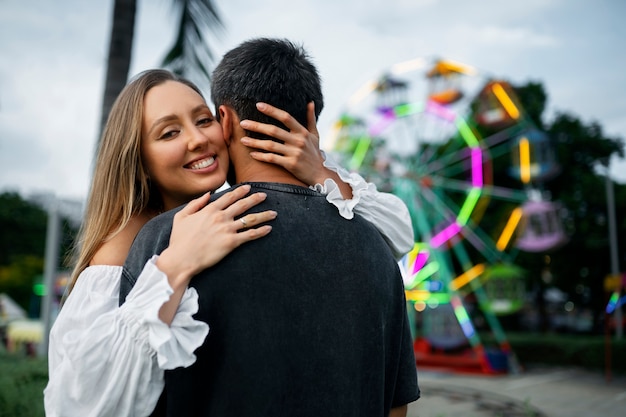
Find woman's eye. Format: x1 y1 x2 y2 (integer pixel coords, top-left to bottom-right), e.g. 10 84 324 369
159 129 178 140
197 117 213 126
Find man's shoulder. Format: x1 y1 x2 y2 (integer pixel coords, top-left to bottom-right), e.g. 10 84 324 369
120 206 182 304
142 207 179 232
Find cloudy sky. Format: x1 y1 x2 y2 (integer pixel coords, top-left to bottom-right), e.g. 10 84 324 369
1 0 625 203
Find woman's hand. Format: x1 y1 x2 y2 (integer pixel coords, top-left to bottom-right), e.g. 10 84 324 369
156 185 276 324
239 102 346 191
159 184 276 280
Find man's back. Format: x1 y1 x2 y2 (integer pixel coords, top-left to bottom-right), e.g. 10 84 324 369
122 183 419 417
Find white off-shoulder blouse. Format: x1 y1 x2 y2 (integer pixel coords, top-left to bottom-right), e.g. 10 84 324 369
44 159 414 417
44 257 207 417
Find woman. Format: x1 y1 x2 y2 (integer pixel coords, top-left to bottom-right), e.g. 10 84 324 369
44 69 413 416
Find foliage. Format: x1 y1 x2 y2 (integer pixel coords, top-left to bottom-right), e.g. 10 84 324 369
503 332 626 374
0 351 47 417
0 192 47 266
161 0 225 87
0 192 78 311
513 81 548 129
100 0 224 138
0 256 44 312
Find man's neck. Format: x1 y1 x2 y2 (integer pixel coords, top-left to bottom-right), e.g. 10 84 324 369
234 160 308 187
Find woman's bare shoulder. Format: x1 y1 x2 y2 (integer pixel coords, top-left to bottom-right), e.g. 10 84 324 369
90 213 152 266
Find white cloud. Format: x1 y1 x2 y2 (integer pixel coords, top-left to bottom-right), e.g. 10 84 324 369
472 26 560 47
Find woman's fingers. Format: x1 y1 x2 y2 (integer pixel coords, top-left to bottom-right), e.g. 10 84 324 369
240 120 292 145
236 210 278 231
234 225 273 242
238 102 326 186
255 102 306 132
193 185 276 230
216 190 269 219
179 190 212 214
306 101 320 142
241 136 288 157
207 184 254 211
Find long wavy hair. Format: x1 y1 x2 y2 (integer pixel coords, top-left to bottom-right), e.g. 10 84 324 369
67 69 203 293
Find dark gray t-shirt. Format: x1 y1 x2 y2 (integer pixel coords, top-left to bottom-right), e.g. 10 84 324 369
121 182 419 417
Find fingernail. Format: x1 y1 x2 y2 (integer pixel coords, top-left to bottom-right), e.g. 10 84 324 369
240 120 251 128
256 102 266 110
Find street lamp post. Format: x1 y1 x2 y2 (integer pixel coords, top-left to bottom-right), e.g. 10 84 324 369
37 198 60 357
605 162 622 339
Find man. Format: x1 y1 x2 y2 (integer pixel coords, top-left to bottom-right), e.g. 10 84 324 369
122 37 419 416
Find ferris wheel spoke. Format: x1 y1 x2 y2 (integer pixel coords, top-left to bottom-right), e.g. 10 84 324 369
416 181 513 262
481 185 527 202
420 143 473 175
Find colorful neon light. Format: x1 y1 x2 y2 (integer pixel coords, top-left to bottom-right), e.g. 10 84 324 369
496 207 524 251
492 83 520 120
450 296 476 339
431 222 462 248
369 109 395 136
368 100 485 250
606 291 626 314
471 148 483 187
519 137 531 183
426 100 456 122
342 91 493 301
349 136 371 170
405 290 450 303
455 117 480 147
414 261 440 283
412 251 429 274
394 102 424 118
457 187 482 226
405 261 440 290
449 263 486 291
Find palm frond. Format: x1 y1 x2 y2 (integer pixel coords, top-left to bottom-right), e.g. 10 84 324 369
161 0 225 86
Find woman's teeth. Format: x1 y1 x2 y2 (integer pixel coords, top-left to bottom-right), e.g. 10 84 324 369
189 157 215 170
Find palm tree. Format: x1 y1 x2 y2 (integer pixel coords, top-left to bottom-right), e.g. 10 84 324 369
98 0 224 139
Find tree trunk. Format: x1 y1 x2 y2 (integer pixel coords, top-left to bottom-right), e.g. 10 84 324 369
98 0 137 143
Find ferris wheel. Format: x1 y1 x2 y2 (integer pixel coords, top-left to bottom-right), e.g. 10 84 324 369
325 57 566 373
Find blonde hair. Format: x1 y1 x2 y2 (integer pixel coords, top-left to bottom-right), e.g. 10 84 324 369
68 69 203 293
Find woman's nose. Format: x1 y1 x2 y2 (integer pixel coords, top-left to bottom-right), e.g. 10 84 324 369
187 126 209 150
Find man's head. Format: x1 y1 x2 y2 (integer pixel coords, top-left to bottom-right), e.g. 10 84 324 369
211 38 324 184
211 37 323 138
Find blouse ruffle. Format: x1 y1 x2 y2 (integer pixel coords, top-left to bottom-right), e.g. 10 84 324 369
120 255 208 369
44 256 208 417
310 150 415 259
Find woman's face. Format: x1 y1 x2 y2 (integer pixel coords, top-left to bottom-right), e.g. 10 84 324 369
141 80 229 210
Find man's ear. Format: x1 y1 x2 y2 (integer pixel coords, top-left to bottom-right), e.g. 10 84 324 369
219 105 236 146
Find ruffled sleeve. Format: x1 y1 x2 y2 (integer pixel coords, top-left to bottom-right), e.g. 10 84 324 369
310 150 415 259
44 256 209 417
121 256 208 369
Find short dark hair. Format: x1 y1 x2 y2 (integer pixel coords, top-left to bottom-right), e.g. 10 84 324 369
210 37 324 138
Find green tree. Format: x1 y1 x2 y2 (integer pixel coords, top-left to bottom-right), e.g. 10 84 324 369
0 256 44 312
0 192 79 310
500 85 625 331
540 113 625 321
0 192 47 266
99 0 224 137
